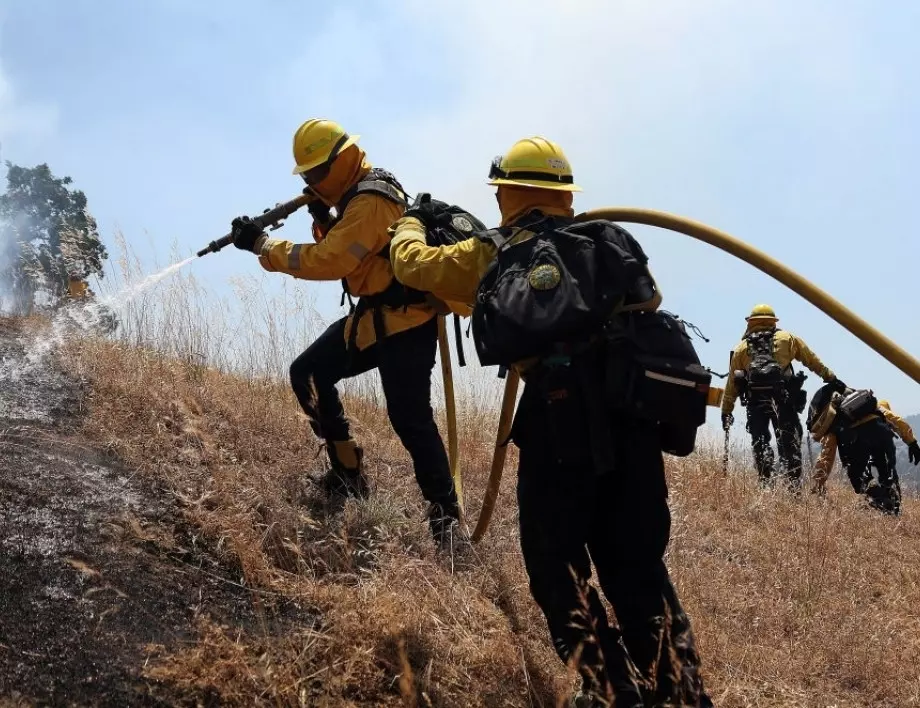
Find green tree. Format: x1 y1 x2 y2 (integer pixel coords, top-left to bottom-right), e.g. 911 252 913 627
0 162 107 313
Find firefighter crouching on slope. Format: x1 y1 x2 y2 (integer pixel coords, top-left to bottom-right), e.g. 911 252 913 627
387 137 712 708
229 119 460 547
721 305 844 487
809 389 919 515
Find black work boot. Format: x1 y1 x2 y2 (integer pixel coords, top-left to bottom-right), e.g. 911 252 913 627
426 498 463 551
323 465 369 500
320 443 369 501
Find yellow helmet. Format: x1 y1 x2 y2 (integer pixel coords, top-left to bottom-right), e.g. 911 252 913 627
878 399 891 410
488 136 581 192
291 118 360 176
746 304 777 321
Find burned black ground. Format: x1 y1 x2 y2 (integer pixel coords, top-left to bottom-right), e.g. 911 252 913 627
0 320 289 707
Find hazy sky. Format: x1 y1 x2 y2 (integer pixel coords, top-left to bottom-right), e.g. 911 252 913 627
1 0 919 416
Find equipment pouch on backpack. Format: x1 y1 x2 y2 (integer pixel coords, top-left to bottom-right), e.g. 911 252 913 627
837 389 878 423
472 218 649 367
604 310 711 457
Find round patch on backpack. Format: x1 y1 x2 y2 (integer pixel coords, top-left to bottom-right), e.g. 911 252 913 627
451 215 474 232
528 263 561 291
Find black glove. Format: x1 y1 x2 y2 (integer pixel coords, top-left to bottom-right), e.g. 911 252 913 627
307 199 332 227
909 441 920 466
403 193 437 225
721 413 734 431
231 216 264 252
829 377 848 394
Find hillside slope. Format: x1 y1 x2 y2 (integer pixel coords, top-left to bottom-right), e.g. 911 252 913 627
0 319 279 706
3 317 920 707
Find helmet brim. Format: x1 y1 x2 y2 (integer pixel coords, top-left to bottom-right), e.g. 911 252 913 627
488 177 582 192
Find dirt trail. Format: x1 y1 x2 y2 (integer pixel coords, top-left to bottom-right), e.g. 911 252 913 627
0 321 259 707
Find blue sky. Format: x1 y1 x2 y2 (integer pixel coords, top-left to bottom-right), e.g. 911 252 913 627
1 0 919 416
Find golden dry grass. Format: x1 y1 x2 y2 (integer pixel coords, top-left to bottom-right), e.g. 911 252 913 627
30 246 916 706
61 332 920 708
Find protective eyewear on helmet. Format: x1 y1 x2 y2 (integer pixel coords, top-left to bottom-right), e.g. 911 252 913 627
488 156 506 180
487 154 574 185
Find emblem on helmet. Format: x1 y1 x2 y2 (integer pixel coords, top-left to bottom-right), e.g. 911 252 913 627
528 264 561 291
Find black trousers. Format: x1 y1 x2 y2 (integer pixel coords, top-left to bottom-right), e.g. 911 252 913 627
288 315 455 505
746 395 803 484
838 419 901 513
512 361 710 706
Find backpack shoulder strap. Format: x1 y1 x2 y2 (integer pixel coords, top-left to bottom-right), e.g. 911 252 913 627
477 227 514 251
338 168 409 215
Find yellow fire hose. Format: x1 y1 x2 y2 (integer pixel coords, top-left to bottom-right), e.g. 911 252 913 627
581 208 920 384
466 207 920 542
470 369 520 543
437 316 463 512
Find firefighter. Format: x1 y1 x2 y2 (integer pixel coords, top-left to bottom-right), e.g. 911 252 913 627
810 391 919 514
388 137 711 707
721 305 844 486
230 119 460 548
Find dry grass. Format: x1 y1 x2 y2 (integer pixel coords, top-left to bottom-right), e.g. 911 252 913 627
40 248 920 706
65 335 560 707
59 333 920 707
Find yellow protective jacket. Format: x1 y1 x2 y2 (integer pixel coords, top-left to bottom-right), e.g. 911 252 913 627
721 325 835 414
255 147 434 350
811 405 916 491
389 188 660 369
389 187 577 306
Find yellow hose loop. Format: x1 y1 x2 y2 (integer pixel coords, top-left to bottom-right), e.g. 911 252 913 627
471 369 520 543
437 316 463 512
470 207 919 543
578 208 920 384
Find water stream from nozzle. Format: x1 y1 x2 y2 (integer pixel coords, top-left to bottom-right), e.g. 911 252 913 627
98 256 196 308
8 256 198 377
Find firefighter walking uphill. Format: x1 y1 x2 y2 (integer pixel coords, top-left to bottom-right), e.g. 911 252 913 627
809 388 919 515
721 304 845 487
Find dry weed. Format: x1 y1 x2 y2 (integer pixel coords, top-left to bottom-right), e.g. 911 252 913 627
47 252 920 707
63 334 920 707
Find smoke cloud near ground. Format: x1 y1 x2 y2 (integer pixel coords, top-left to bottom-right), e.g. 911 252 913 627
0 208 31 314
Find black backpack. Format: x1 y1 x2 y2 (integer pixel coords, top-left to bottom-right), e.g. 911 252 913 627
401 193 488 248
471 215 653 367
745 329 785 393
395 193 488 365
837 389 878 425
604 310 712 456
329 175 488 357
807 385 879 437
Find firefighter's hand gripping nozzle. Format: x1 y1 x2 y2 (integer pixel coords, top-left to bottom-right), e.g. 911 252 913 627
196 191 316 257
